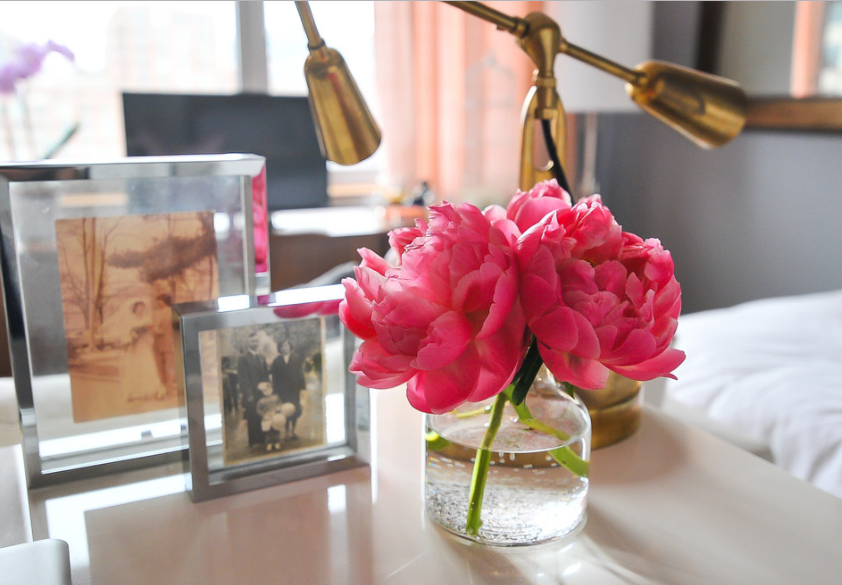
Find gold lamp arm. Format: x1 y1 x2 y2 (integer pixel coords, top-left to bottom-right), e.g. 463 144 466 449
445 1 568 190
295 1 326 50
444 0 748 190
442 1 526 34
445 1 561 118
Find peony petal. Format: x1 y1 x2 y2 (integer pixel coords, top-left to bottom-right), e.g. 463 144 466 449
339 279 376 340
406 375 432 413
358 247 392 275
594 261 628 298
609 347 686 381
388 226 425 261
569 310 601 358
519 275 558 323
467 332 524 403
413 311 473 370
482 204 508 223
528 305 579 352
350 340 415 389
606 328 657 365
411 359 480 414
476 262 518 339
538 342 609 389
512 197 570 233
451 264 489 314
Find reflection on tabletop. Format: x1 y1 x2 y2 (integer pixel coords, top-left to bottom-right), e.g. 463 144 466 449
4 383 842 584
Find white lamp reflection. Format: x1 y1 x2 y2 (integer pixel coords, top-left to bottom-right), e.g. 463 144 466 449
35 473 184 573
327 484 347 514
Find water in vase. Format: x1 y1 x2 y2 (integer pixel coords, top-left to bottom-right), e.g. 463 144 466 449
425 400 590 547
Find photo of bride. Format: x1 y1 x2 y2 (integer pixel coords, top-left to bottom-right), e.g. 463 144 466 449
100 298 167 404
56 210 219 422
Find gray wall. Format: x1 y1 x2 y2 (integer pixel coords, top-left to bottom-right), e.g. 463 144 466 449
594 2 842 314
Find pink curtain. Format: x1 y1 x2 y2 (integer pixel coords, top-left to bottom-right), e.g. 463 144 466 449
374 1 542 207
792 1 825 98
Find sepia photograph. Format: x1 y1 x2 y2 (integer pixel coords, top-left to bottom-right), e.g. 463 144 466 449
56 210 220 422
210 317 327 467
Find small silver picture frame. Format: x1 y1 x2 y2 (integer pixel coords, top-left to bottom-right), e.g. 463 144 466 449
174 284 370 502
0 155 269 487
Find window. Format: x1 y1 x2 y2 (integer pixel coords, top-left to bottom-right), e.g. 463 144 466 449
0 1 237 161
263 1 382 196
0 1 382 200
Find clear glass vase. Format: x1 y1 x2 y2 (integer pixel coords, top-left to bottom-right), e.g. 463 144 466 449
424 366 591 546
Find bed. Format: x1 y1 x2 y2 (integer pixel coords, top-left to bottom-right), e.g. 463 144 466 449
661 288 842 500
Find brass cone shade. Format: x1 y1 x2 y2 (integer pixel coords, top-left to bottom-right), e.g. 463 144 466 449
304 46 381 166
626 61 747 149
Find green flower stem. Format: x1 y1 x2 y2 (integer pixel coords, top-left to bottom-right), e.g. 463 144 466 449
510 337 543 405
465 391 507 536
505 387 590 478
547 445 590 478
461 357 591 536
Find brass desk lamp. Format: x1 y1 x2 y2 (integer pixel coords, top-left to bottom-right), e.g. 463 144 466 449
295 0 747 447
444 1 746 191
295 1 746 184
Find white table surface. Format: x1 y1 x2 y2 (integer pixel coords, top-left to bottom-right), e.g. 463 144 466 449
3 387 842 585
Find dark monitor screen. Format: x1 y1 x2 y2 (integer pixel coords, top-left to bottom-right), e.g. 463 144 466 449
122 92 328 211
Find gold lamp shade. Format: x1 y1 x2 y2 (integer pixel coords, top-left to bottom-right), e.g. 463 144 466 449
627 61 747 149
303 48 381 165
296 1 381 166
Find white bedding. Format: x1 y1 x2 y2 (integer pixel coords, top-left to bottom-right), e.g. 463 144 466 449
664 289 842 499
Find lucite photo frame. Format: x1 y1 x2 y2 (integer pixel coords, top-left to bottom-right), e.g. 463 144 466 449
174 284 370 502
0 155 269 487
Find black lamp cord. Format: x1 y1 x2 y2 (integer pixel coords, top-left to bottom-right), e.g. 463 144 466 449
540 118 573 198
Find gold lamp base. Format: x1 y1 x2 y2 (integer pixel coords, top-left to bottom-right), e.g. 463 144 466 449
576 373 643 449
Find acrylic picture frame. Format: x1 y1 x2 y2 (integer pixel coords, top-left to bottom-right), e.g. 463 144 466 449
174 284 370 502
0 155 269 487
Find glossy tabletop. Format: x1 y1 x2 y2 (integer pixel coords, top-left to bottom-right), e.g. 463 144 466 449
5 387 842 585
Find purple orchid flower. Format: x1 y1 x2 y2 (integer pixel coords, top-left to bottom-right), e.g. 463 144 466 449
0 40 74 95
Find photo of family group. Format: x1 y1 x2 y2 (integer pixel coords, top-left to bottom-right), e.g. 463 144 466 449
56 210 219 423
211 318 326 466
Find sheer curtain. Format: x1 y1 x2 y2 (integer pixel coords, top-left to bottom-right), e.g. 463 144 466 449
374 1 542 208
791 1 825 97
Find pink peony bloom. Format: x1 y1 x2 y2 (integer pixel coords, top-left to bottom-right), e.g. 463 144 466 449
339 202 528 414
506 179 573 234
517 195 684 389
606 233 685 380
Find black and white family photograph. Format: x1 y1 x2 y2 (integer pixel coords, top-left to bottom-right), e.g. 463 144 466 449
212 318 327 466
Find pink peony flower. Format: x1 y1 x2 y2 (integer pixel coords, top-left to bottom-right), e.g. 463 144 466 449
605 233 685 380
339 202 528 414
517 195 684 388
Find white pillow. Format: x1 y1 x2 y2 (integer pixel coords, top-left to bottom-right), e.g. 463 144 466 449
665 289 842 499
